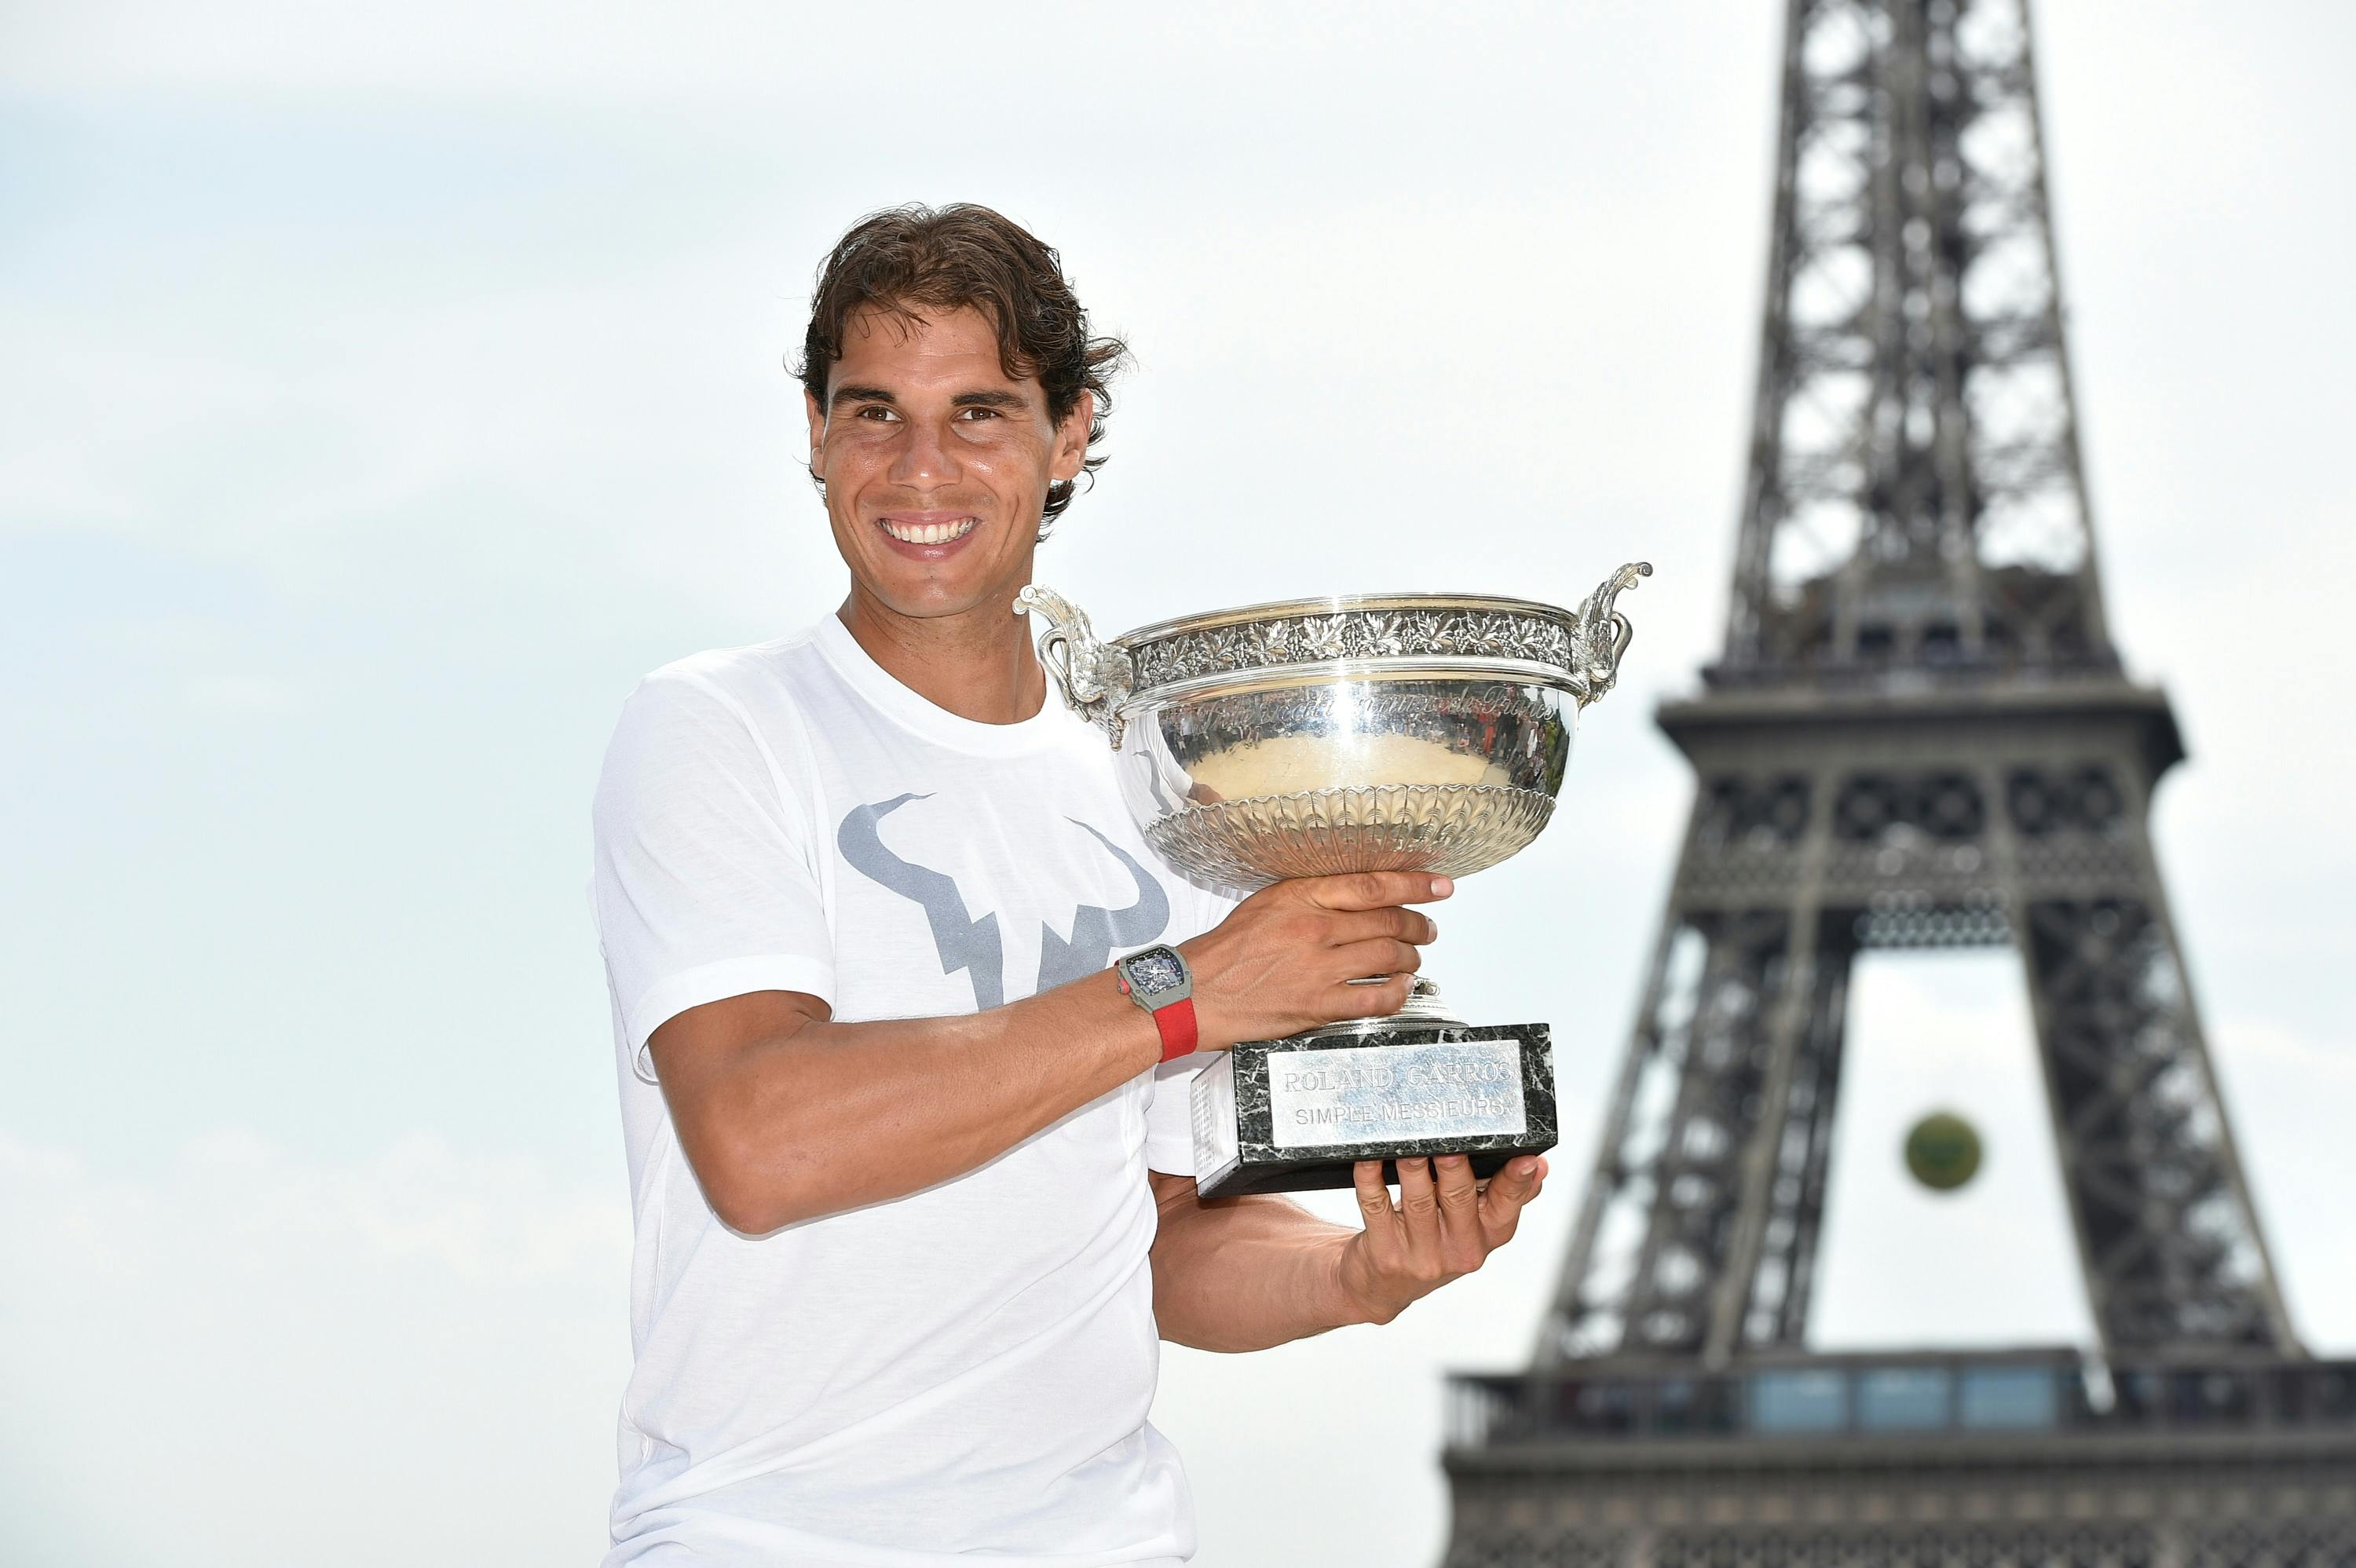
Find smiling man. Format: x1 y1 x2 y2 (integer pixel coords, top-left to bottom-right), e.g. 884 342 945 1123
587 203 1549 1567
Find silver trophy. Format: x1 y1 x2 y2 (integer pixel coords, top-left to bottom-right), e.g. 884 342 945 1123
1018 565 1651 1197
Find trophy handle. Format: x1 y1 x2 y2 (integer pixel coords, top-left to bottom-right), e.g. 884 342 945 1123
1013 584 1132 744
1571 561 1652 707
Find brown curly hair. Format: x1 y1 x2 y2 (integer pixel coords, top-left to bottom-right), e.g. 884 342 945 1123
794 203 1129 539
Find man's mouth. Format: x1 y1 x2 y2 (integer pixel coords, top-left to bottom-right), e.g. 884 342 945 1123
877 514 979 545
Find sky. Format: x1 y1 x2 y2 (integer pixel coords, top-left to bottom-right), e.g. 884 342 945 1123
3 2 2353 1564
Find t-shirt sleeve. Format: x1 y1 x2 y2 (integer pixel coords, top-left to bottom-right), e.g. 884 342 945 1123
1143 880 1246 1176
591 670 834 1084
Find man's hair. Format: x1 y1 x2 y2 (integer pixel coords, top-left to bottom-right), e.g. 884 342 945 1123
795 203 1129 537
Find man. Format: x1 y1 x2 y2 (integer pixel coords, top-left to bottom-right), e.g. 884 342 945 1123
589 203 1548 1566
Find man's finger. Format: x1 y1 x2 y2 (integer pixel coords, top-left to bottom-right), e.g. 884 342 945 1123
1297 871 1454 912
1324 972 1414 1021
1433 1154 1479 1219
1396 1156 1440 1226
1480 1156 1546 1242
1322 908 1440 948
1329 938 1425 980
1352 1160 1397 1236
1433 1154 1482 1259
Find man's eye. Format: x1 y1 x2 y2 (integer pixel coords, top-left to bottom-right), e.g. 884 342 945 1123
958 407 1000 421
855 405 896 422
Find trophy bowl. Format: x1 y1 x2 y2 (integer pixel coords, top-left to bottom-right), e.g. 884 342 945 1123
1018 564 1651 1197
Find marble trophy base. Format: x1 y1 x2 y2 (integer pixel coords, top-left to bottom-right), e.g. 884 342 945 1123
1189 1022 1557 1199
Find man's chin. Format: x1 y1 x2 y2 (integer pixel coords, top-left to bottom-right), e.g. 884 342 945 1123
850 568 1030 627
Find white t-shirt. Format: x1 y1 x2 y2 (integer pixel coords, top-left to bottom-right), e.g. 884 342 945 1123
587 612 1236 1567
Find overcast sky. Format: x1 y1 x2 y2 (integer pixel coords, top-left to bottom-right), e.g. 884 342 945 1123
5 3 2354 1565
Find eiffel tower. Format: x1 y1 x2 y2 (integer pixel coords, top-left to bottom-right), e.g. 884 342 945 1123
1441 2 2356 1564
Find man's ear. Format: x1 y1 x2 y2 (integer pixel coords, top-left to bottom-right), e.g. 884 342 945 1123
804 388 827 472
1048 389 1094 484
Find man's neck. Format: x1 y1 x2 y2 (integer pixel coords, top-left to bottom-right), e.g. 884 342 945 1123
837 590 1047 726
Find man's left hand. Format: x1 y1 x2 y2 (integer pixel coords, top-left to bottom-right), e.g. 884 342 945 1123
1335 1153 1548 1325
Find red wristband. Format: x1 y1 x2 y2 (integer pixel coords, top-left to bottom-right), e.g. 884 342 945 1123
1151 997 1198 1062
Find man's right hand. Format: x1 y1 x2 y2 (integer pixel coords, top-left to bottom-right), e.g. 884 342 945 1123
1178 871 1451 1050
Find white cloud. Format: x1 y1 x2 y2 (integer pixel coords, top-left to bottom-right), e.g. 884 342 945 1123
1 2 1739 118
0 1131 630 1567
181 671 315 715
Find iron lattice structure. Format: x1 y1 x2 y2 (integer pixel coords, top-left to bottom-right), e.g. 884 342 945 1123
1548 0 2289 1378
1441 2 2343 1563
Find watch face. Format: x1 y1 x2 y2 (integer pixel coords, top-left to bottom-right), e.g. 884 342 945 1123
1124 947 1187 996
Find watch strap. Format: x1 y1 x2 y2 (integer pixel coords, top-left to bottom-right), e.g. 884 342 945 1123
1148 996 1198 1062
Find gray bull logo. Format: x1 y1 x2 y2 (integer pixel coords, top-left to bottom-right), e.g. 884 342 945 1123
836 794 1169 1007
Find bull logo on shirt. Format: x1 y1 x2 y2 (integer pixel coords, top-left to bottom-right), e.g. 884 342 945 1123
836 795 1169 1008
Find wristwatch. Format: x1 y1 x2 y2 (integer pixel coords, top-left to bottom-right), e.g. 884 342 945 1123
1114 944 1197 1062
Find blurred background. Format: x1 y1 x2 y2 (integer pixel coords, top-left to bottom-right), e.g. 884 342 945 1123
3 3 2351 1564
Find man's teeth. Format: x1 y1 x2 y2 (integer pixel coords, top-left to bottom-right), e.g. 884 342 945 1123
882 517 978 545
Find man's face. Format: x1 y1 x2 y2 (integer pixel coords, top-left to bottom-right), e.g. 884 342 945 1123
806 304 1090 626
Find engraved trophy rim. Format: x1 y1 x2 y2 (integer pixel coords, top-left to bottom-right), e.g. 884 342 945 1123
1110 590 1579 652
1110 654 1581 713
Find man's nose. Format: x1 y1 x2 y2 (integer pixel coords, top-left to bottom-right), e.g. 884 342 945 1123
889 415 962 487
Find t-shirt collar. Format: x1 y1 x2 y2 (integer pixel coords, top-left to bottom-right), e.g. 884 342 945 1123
810 612 1089 758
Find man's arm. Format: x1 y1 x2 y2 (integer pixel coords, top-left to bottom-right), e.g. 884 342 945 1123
1147 1155 1549 1352
650 974 1151 1235
649 870 1449 1234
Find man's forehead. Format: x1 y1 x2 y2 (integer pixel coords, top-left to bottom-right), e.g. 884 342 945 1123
835 303 1034 390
